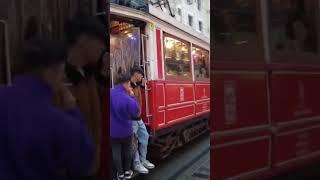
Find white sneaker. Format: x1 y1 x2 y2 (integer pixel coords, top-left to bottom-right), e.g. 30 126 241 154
133 163 149 174
142 160 155 169
124 170 133 179
117 173 125 180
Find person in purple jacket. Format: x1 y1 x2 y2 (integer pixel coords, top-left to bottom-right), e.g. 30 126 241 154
0 39 95 180
110 73 140 180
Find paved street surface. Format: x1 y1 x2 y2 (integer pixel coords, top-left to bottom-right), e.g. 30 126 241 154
135 134 210 180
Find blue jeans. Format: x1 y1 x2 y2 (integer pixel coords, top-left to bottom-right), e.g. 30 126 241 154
132 120 149 163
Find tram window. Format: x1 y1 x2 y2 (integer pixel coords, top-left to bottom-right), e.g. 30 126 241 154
164 34 192 79
192 46 209 81
269 0 318 54
213 0 258 48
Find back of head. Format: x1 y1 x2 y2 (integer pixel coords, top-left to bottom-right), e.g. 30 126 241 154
20 38 67 73
116 73 131 85
65 15 107 47
130 66 144 76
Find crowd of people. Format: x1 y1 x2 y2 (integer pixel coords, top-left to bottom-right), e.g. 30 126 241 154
110 66 155 180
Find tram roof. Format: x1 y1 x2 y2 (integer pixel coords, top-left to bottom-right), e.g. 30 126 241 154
110 3 210 48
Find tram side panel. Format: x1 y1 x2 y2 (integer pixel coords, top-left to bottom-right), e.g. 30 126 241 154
212 69 271 179
270 71 320 171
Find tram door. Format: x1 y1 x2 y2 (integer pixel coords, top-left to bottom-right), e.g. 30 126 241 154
110 27 141 87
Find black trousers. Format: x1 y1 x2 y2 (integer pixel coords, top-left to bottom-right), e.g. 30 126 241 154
111 136 133 175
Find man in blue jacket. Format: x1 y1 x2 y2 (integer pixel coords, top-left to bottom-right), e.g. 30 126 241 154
110 74 140 180
0 39 95 180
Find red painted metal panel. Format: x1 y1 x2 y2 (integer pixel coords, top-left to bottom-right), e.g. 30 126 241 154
195 83 210 101
273 122 320 167
213 72 268 131
156 29 163 79
166 104 195 124
196 101 210 115
147 80 210 131
165 84 194 106
212 133 271 179
271 73 320 123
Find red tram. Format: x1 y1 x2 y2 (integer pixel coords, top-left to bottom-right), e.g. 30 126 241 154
213 0 320 179
110 4 210 159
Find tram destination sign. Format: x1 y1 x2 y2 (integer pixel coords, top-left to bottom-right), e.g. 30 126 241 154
111 21 134 34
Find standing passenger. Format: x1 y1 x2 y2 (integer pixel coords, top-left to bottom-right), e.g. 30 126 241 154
130 66 155 174
0 39 95 180
58 15 107 178
110 74 140 180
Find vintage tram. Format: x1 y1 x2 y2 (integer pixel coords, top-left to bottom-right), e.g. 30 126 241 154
110 3 211 160
213 0 320 179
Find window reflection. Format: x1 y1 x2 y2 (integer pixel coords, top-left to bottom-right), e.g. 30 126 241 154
269 0 317 53
193 46 209 80
213 0 257 47
164 34 191 78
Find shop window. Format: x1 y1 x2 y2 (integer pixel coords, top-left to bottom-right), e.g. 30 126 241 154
269 0 318 54
164 34 191 79
213 0 258 47
192 46 209 80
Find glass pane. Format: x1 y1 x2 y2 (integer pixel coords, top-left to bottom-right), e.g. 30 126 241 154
110 23 140 84
164 35 191 79
193 46 209 80
269 0 317 53
213 0 258 47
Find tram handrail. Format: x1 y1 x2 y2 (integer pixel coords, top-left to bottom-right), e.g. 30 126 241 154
0 20 11 85
141 34 151 124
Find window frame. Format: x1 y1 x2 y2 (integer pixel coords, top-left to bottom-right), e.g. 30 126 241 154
197 0 201 10
199 20 203 32
268 0 320 65
213 0 264 62
163 32 193 81
192 44 210 82
188 15 193 27
177 8 182 16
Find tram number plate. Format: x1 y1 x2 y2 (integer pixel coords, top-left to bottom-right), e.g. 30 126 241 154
180 87 185 102
224 81 237 125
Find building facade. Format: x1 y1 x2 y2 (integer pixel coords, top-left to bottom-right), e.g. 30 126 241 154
149 0 210 39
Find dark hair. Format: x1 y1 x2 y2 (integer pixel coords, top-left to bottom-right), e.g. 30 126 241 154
116 73 131 85
20 38 67 72
130 66 144 76
65 15 107 46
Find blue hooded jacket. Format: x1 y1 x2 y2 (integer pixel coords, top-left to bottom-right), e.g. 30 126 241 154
110 85 139 139
0 75 95 180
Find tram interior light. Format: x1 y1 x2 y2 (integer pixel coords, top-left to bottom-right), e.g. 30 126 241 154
165 39 174 49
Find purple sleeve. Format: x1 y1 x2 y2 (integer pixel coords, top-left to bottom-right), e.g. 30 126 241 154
126 96 140 118
55 109 95 176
